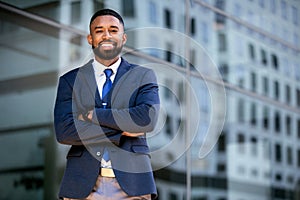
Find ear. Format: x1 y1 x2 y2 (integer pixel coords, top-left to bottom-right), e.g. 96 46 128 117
87 34 92 45
122 33 127 45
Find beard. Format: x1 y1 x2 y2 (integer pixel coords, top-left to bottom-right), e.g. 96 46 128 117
93 41 123 60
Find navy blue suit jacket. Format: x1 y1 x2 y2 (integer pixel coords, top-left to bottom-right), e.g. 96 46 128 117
54 58 160 199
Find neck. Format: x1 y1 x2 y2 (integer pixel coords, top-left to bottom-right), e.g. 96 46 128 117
95 56 120 67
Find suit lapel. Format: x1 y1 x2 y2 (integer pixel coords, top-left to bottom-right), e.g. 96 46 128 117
110 58 133 105
78 59 102 106
113 58 132 86
80 60 97 90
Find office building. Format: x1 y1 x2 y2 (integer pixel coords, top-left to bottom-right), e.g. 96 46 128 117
0 0 299 199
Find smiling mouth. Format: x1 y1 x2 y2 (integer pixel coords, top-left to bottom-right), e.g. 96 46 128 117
99 40 116 48
100 43 114 48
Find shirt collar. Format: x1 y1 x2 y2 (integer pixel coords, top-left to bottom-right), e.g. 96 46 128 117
92 57 121 76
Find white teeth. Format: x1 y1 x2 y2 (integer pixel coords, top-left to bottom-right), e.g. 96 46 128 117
102 44 113 47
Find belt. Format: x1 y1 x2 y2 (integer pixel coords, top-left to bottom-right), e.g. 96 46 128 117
100 167 115 178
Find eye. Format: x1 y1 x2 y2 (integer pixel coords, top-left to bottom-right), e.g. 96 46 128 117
110 29 118 33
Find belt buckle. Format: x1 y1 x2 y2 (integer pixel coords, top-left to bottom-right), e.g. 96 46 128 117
101 168 115 178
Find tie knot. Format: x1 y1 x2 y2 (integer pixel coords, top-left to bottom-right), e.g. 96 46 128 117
104 68 113 78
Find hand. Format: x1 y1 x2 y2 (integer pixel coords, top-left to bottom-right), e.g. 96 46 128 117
78 114 85 121
122 132 145 137
86 110 93 121
78 110 93 121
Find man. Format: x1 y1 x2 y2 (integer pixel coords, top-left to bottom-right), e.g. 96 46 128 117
54 9 160 199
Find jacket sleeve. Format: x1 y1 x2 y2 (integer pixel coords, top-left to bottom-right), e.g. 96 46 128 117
92 69 160 133
54 76 122 146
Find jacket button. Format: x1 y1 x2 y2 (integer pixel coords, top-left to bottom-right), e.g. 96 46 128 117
96 152 101 156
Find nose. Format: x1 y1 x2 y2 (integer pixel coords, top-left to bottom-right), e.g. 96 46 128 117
102 30 112 40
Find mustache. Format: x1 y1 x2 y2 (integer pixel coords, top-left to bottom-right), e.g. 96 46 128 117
99 40 116 45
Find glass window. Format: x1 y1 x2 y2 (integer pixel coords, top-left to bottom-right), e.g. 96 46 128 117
275 173 282 181
0 7 63 199
249 43 256 61
287 175 294 184
25 1 60 21
164 9 172 28
261 49 268 66
271 54 279 70
271 22 277 39
217 163 226 173
274 80 280 100
219 64 228 81
178 81 185 103
297 119 300 139
250 102 257 125
238 78 245 88
218 33 227 52
215 0 226 23
190 49 196 70
237 98 245 123
71 1 81 24
235 36 244 57
286 115 292 135
201 22 209 44
274 111 281 132
190 18 196 35
281 29 289 49
263 106 270 129
250 72 257 92
282 57 290 77
263 76 269 96
93 0 104 12
287 147 293 165
218 133 226 152
298 149 300 168
263 139 270 159
285 85 291 104
295 63 300 81
2 1 300 200
122 0 135 17
294 33 299 50
166 42 173 62
275 143 282 162
292 6 298 25
250 137 257 156
281 0 287 20
165 114 172 136
164 79 173 100
237 133 245 153
297 89 300 107
178 119 185 137
149 1 157 24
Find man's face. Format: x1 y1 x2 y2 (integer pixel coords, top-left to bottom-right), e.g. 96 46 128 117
87 15 127 61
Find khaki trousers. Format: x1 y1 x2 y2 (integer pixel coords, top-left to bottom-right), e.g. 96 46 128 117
63 175 151 200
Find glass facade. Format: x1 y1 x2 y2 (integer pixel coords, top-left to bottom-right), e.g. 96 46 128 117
0 0 300 200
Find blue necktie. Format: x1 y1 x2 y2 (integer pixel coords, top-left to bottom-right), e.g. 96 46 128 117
102 68 113 162
102 69 113 108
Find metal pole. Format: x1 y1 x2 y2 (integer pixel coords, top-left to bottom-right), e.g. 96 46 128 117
184 0 191 199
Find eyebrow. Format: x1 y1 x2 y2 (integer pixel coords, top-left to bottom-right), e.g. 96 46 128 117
94 25 120 30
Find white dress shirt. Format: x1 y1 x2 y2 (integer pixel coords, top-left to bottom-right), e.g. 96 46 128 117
92 57 121 98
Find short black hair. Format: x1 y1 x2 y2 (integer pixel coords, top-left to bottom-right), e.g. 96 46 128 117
89 8 124 27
